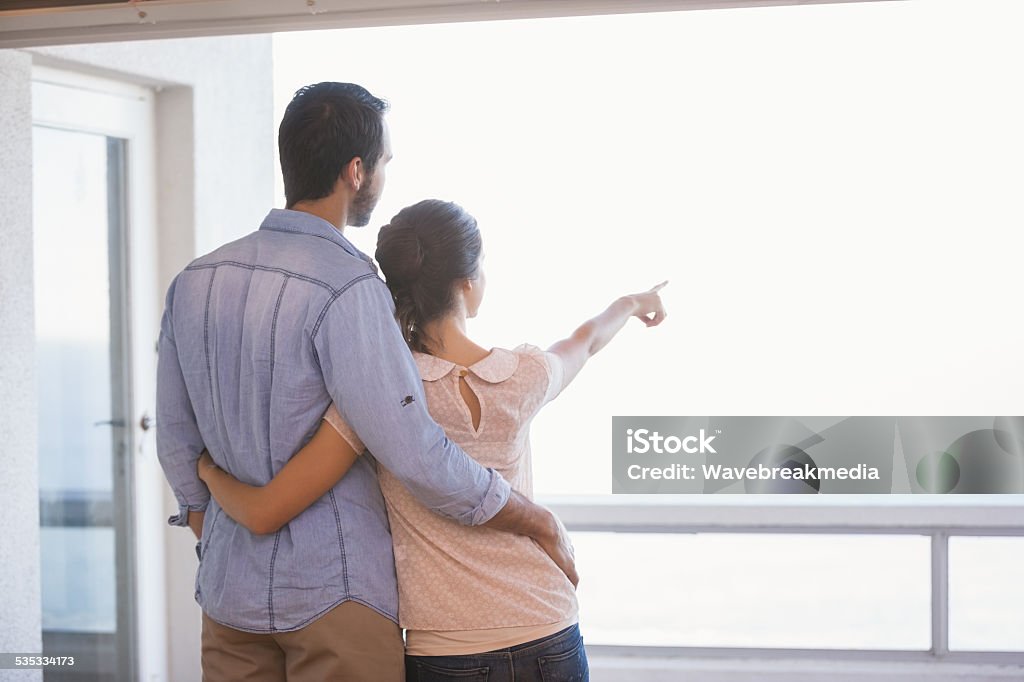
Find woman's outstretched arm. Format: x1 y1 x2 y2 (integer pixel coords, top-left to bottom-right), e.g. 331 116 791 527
548 281 668 392
197 415 361 535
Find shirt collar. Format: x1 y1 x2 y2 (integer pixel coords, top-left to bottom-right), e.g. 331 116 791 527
259 208 370 262
413 348 519 383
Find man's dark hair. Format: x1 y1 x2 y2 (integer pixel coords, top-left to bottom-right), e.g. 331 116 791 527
278 82 389 208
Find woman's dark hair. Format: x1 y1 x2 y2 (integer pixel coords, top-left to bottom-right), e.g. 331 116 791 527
375 200 483 353
278 82 389 208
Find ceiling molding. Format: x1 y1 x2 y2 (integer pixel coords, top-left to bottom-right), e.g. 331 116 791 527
0 0 903 49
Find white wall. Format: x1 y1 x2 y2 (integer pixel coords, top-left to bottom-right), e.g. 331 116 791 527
0 34 274 682
0 48 43 682
30 35 276 257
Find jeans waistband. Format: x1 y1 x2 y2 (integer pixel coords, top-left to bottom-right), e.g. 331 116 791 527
506 623 580 656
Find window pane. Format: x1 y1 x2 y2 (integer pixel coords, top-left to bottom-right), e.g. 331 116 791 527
39 527 117 632
273 1 1024 496
33 121 130 678
572 533 930 649
949 536 1024 652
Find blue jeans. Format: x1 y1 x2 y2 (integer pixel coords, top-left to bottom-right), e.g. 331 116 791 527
405 624 589 682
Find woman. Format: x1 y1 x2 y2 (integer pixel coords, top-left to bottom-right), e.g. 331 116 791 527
197 199 667 680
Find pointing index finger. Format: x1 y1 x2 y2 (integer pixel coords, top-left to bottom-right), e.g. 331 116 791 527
650 280 669 292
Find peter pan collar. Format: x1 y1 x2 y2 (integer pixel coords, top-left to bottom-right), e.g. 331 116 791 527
413 348 519 383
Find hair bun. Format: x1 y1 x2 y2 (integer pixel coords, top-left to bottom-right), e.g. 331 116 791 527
406 231 425 281
374 200 482 353
379 222 425 283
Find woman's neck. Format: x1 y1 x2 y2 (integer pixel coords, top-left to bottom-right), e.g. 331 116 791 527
420 314 490 366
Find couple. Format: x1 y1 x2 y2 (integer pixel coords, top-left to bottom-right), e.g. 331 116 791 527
156 82 667 681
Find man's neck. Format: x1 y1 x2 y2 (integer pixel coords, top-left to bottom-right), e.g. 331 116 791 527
289 197 347 232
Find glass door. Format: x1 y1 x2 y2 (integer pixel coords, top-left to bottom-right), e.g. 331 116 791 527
32 67 158 682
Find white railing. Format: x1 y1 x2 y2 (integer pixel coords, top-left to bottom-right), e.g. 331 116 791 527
542 495 1024 667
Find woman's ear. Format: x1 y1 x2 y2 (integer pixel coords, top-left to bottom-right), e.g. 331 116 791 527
452 278 474 309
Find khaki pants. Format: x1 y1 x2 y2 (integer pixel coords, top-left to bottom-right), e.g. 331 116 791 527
201 601 404 682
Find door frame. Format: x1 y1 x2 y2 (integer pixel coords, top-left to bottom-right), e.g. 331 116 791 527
31 64 164 682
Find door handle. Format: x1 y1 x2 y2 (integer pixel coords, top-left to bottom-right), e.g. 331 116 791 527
94 419 127 427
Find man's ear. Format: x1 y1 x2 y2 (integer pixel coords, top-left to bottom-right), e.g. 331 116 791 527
340 156 365 191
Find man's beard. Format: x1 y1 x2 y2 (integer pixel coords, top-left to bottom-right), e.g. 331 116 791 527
349 178 380 227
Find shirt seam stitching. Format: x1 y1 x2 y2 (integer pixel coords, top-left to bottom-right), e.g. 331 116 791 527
269 276 289 380
309 273 381 366
268 529 282 631
203 268 216 424
185 260 342 295
328 489 351 594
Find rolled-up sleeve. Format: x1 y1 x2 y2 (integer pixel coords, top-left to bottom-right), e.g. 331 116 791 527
313 276 510 525
155 276 210 527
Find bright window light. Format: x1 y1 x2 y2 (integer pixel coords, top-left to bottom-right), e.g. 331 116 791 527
949 536 1024 652
272 0 1024 498
572 532 931 649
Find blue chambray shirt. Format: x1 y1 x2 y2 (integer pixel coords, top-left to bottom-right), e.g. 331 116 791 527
155 208 511 632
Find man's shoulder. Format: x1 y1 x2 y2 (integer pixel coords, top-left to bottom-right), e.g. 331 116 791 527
182 229 376 295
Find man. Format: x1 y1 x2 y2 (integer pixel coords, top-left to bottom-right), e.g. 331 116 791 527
156 82 575 681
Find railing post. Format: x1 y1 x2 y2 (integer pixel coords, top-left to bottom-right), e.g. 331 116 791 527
932 531 950 658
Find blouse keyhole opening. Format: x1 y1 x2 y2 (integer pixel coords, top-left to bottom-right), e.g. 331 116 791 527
456 370 482 433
